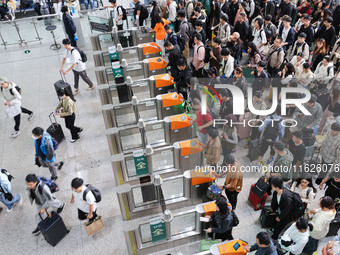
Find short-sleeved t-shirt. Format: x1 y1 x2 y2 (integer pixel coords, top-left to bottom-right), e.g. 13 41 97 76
64 48 86 72
288 141 306 166
193 43 205 69
154 19 170 40
134 1 142 18
113 6 123 25
196 110 212 134
72 185 97 213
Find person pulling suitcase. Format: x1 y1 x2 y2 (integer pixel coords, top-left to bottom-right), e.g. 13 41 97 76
25 174 65 236
55 89 83 143
32 127 64 181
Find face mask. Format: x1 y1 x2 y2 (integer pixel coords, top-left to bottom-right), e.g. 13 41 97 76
59 97 64 100
32 135 38 140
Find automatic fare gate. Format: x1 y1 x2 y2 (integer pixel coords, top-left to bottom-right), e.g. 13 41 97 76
101 92 185 128
105 113 197 155
93 43 162 67
98 74 176 106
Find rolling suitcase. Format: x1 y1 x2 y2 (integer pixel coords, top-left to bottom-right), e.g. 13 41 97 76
260 206 277 228
54 73 75 102
247 138 262 162
326 210 340 237
38 211 69 246
249 184 268 210
47 113 65 144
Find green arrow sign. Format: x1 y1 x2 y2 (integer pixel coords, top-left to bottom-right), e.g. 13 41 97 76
133 150 149 176
149 216 166 242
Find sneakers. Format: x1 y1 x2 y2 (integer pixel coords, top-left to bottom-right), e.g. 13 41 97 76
32 227 41 236
86 85 95 91
58 161 64 170
267 156 275 164
11 131 19 138
73 89 80 96
51 176 58 181
57 203 66 214
70 139 78 143
28 112 34 121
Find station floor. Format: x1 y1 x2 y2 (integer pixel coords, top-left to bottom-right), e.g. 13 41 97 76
0 21 335 255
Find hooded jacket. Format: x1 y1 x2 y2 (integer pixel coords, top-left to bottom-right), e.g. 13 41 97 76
310 208 336 239
34 132 55 162
27 182 56 209
273 149 294 180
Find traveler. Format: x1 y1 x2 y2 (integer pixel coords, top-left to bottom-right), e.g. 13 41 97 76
149 13 170 56
302 196 336 255
266 37 285 77
209 36 222 72
0 77 34 138
226 32 244 65
133 0 148 27
291 174 317 210
70 177 98 221
296 15 314 47
247 91 267 142
219 89 233 120
173 58 192 100
216 14 231 48
247 42 264 69
191 33 205 78
32 127 64 181
232 67 248 97
287 33 309 61
221 48 235 79
313 56 335 89
192 98 214 145
109 0 124 31
279 218 313 255
60 38 95 96
25 173 65 236
234 13 250 45
204 129 222 168
251 60 269 94
272 141 294 181
315 16 336 51
252 18 267 52
221 114 238 158
311 38 327 71
177 10 190 58
297 62 315 89
206 197 234 241
278 16 295 51
61 6 77 47
55 89 83 143
244 231 278 254
287 131 306 174
150 1 160 29
318 172 340 202
0 169 22 212
164 24 178 46
271 176 294 240
164 41 183 77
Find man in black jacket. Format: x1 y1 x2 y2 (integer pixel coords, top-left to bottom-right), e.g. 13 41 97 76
296 15 314 47
173 58 192 100
219 89 233 119
228 0 239 25
276 0 294 21
61 6 77 47
262 0 275 19
164 41 183 77
226 32 244 65
234 13 250 46
251 61 268 94
316 17 336 51
270 176 293 240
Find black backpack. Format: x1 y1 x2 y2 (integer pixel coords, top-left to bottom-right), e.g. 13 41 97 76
288 189 305 220
71 47 87 62
176 34 186 51
263 116 281 141
1 169 14 182
140 3 149 20
83 184 101 203
118 5 127 20
231 210 239 226
301 127 316 147
1 85 21 95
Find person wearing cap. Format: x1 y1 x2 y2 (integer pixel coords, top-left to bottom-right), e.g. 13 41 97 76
290 52 306 78
314 55 335 89
71 177 98 222
296 15 314 47
0 77 34 138
316 16 336 51
251 61 268 94
216 14 231 48
297 62 315 88
55 89 83 143
287 32 309 61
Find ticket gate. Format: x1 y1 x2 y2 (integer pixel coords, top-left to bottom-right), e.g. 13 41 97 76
101 92 185 128
105 113 196 155
97 74 176 105
93 43 162 67
90 26 155 51
123 208 203 255
111 138 204 185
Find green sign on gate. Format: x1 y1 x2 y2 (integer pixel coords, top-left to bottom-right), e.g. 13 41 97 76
149 216 166 242
133 150 149 176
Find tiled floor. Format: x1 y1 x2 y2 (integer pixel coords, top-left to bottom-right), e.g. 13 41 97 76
0 13 336 255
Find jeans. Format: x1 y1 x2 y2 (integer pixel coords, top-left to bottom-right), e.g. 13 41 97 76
81 0 93 9
14 114 21 131
0 193 21 210
73 69 94 89
225 189 239 210
64 113 81 139
199 131 209 146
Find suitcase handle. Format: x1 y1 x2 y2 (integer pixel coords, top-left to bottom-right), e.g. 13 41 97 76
59 71 67 83
38 210 50 221
49 112 59 127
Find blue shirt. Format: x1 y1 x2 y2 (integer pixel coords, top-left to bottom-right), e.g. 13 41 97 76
258 114 285 141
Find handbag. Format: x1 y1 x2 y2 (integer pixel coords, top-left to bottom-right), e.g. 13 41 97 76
5 104 21 119
84 215 104 235
0 184 13 201
199 232 220 252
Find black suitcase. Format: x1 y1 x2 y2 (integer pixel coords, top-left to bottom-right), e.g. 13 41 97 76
247 138 262 162
313 88 330 111
54 73 75 102
260 206 277 228
251 176 270 199
47 113 65 144
326 211 340 237
38 211 69 246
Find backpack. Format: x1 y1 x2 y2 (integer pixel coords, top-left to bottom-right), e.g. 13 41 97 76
199 45 211 63
117 5 127 20
231 210 239 227
139 3 149 20
301 127 316 147
288 189 305 220
37 176 59 194
51 137 59 150
0 85 22 95
265 240 284 255
225 23 234 35
71 47 87 62
264 23 275 40
263 116 281 141
183 21 195 38
83 184 101 203
0 169 14 182
176 33 186 51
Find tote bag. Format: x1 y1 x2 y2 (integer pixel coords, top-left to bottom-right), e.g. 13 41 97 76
5 104 21 119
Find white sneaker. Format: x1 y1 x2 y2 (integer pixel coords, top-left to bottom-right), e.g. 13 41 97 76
86 86 95 91
11 131 19 138
7 207 13 213
73 89 80 96
28 112 34 121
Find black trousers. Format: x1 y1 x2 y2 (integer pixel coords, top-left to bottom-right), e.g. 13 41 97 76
14 114 20 131
78 208 97 221
208 229 233 241
260 139 275 157
272 218 290 240
225 189 239 210
250 126 260 141
139 18 145 27
21 107 32 115
0 6 7 19
64 113 81 139
67 33 77 47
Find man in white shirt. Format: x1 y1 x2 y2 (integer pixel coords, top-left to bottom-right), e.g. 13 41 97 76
60 38 95 96
167 0 177 25
109 0 124 31
70 178 98 221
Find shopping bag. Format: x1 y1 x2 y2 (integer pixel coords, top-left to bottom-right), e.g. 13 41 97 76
84 216 104 235
5 104 21 119
200 232 220 252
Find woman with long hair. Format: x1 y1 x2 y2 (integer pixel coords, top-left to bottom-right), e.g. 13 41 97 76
318 85 340 133
234 2 248 26
311 38 327 71
247 42 263 69
211 1 221 34
291 174 317 210
312 1 326 24
149 13 170 56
